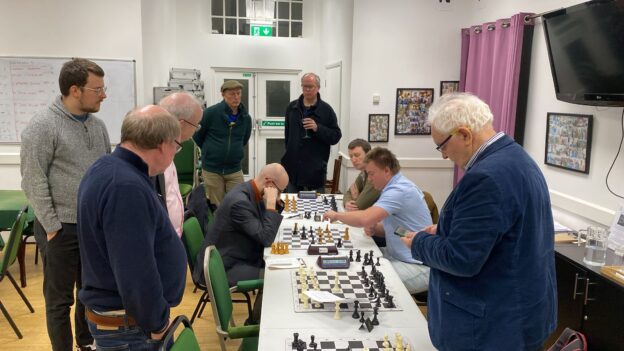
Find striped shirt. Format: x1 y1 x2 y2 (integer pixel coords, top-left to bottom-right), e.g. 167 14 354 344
465 131 505 170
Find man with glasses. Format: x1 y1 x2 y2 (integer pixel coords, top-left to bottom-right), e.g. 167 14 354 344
401 93 556 350
77 105 186 350
193 80 252 206
281 72 342 193
158 92 203 237
21 58 110 351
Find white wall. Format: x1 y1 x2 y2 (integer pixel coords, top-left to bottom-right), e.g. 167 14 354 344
468 0 624 227
0 0 144 189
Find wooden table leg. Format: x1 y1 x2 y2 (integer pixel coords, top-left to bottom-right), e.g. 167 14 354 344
17 239 27 288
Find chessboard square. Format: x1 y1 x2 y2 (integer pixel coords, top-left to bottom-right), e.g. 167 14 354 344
375 340 392 348
319 341 335 349
359 303 372 309
351 284 363 289
342 288 354 294
354 293 368 299
347 340 365 348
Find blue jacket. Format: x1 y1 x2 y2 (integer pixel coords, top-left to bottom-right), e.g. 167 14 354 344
77 147 187 333
411 135 557 351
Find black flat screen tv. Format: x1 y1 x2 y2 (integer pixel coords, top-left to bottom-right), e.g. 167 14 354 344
542 0 624 106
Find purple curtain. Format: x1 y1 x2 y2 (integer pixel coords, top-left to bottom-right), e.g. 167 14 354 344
454 13 534 184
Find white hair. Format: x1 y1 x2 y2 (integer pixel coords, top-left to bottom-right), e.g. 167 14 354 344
301 72 320 87
427 93 493 134
158 91 201 121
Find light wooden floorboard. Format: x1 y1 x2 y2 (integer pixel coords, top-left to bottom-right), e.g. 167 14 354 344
0 244 248 350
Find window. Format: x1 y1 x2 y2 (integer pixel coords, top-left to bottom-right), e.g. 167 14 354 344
211 0 303 37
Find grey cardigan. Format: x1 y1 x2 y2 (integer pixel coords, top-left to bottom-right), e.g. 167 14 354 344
20 96 111 233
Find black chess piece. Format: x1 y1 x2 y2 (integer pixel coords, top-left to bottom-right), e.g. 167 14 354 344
301 228 307 240
352 300 360 319
375 298 381 308
363 275 369 287
360 265 366 277
372 307 379 326
323 195 328 205
292 332 300 348
387 295 395 308
376 257 380 266
296 343 304 351
309 335 317 350
356 250 361 262
310 233 315 244
359 311 365 323
337 238 342 248
349 250 354 262
369 286 375 298
363 253 368 265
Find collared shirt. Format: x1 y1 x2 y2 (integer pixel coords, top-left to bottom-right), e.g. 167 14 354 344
373 173 432 263
164 162 184 237
465 131 505 170
250 179 263 202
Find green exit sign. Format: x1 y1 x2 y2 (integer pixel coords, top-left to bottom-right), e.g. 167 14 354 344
261 120 285 127
251 25 273 37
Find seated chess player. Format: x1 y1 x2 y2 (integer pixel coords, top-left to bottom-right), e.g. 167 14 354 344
193 163 288 286
343 138 380 212
323 147 432 294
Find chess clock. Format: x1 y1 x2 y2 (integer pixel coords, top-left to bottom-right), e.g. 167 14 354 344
307 244 338 255
317 255 350 269
298 190 317 199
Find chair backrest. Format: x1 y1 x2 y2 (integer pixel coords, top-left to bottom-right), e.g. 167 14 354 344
0 207 28 276
204 246 233 333
181 216 205 271
174 139 197 185
160 315 201 351
423 191 439 225
326 155 343 194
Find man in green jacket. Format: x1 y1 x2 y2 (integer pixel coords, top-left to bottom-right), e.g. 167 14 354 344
343 138 380 212
193 80 252 205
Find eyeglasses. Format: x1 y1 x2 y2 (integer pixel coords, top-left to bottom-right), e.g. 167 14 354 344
82 86 107 95
174 140 183 154
181 119 201 131
301 85 317 90
267 179 286 192
435 130 458 152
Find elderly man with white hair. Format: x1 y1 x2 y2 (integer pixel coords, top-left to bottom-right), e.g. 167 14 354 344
401 93 557 351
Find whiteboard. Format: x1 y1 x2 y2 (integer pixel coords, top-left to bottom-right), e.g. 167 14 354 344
0 56 136 143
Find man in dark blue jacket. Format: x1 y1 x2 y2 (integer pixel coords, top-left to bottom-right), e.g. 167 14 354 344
402 93 557 351
281 73 342 193
77 105 187 350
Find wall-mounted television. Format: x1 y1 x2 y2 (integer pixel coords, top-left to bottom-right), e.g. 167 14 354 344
542 0 624 106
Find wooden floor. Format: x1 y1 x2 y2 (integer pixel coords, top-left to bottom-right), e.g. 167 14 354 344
0 243 248 350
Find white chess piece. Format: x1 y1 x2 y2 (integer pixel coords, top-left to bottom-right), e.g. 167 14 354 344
333 301 341 319
303 296 309 309
395 332 404 351
331 274 341 293
404 343 411 351
382 334 390 349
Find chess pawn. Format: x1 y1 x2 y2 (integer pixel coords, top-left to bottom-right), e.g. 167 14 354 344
395 332 404 351
331 274 341 293
325 224 329 232
343 227 350 240
271 243 276 254
333 301 341 320
293 222 298 234
383 334 390 348
303 296 309 309
284 195 290 210
285 243 289 254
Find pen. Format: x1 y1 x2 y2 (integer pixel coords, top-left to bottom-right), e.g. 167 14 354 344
298 258 307 267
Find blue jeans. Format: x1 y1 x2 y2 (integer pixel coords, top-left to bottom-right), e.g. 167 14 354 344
87 320 164 351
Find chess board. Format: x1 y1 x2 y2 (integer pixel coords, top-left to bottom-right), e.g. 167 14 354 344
281 227 354 250
291 269 401 313
286 335 411 351
283 198 335 214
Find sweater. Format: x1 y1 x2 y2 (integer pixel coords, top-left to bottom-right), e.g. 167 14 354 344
20 95 111 233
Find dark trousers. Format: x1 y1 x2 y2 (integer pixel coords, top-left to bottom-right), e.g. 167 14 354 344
34 219 93 351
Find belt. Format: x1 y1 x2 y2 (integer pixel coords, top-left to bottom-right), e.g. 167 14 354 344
86 309 137 328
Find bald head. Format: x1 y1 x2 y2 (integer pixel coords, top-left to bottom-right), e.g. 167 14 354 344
255 163 289 192
158 92 202 141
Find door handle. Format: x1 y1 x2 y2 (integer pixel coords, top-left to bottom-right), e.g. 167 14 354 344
572 273 585 300
584 278 598 304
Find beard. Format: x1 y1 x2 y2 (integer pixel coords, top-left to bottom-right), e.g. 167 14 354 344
78 98 101 114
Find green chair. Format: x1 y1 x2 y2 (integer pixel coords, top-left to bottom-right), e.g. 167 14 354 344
0 206 35 339
181 217 255 324
174 139 198 201
205 246 260 351
159 315 200 351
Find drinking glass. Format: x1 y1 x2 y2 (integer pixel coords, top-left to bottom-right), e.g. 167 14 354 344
583 226 609 266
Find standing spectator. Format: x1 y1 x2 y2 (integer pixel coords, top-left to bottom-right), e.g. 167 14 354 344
281 72 341 193
20 58 110 351
402 93 557 350
193 80 252 205
77 105 187 350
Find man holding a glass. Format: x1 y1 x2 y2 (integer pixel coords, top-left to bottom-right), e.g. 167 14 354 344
281 72 342 193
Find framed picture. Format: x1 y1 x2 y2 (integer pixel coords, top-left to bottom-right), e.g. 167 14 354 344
394 88 434 135
545 113 593 174
368 114 389 142
440 81 459 96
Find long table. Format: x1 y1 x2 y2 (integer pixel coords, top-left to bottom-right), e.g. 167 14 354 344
258 194 435 350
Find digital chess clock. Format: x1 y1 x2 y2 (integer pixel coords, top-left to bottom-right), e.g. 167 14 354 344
298 190 317 199
316 255 350 269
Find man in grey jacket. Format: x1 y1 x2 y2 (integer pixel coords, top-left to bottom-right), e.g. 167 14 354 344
20 58 110 351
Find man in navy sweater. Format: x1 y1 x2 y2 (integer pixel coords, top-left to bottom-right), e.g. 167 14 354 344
77 105 187 350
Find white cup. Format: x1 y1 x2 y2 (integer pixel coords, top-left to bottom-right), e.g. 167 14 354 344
583 226 609 266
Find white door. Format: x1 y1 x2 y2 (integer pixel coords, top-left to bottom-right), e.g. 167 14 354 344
213 70 299 179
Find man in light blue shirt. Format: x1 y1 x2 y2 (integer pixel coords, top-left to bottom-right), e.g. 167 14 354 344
324 147 432 293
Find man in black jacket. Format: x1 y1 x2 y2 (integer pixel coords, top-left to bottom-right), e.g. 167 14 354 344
193 163 288 286
281 72 342 193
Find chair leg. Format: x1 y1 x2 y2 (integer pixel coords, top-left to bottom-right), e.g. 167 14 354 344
7 272 34 312
17 240 27 288
190 291 209 324
235 291 253 322
35 243 39 265
0 299 23 339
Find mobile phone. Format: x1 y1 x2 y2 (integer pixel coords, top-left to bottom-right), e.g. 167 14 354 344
394 226 409 237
